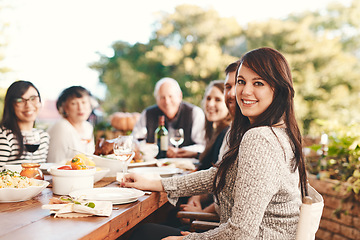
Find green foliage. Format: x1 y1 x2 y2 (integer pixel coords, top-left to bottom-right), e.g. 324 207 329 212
90 4 240 112
307 120 360 199
90 1 360 136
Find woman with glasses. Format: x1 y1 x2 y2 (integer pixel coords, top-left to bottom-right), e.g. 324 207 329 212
47 86 94 164
0 80 49 167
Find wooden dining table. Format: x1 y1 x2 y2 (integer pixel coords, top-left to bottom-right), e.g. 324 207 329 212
0 176 172 240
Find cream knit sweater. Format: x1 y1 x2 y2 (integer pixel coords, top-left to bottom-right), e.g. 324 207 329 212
161 126 301 239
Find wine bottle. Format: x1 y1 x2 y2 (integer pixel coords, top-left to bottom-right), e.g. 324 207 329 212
155 115 168 159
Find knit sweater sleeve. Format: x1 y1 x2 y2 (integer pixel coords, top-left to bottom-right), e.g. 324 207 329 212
161 167 217 206
184 127 287 240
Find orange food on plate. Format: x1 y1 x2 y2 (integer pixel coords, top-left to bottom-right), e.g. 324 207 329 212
71 157 88 170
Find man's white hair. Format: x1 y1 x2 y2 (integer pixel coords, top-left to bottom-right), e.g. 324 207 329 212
153 77 182 98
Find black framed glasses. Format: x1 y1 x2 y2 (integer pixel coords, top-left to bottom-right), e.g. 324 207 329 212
14 95 40 107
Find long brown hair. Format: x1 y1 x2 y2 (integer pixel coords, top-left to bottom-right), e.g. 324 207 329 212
1 81 41 159
213 47 307 201
202 80 232 142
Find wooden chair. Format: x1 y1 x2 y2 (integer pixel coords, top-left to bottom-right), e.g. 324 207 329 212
295 185 324 240
177 185 323 239
176 211 220 232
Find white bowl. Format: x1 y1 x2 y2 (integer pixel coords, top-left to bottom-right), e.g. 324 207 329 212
94 167 110 183
48 166 96 195
0 179 49 202
92 154 134 177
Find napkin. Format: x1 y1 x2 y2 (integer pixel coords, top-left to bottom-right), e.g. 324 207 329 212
42 200 112 218
157 159 196 171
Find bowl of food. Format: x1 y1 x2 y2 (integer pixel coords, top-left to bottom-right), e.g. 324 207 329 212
0 170 49 202
92 154 122 177
48 165 96 195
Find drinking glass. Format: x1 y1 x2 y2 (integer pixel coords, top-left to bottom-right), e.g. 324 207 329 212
132 127 148 142
113 135 135 183
23 130 41 162
169 128 184 149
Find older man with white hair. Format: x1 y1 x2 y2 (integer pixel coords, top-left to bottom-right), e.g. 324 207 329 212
132 77 205 155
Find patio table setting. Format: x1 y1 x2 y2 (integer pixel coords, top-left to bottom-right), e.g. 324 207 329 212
0 141 197 240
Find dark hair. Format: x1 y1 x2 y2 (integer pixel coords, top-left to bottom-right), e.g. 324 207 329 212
225 60 240 75
56 86 92 117
213 47 307 201
202 80 232 142
0 80 41 158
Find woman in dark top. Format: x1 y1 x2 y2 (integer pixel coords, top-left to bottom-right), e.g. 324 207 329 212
174 80 232 170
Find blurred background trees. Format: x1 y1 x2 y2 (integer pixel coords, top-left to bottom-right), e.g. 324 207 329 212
0 0 12 114
90 0 360 135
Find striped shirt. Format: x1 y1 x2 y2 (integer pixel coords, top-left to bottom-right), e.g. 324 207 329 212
0 127 49 167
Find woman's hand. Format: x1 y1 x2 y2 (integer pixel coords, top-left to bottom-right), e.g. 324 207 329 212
121 173 164 192
180 202 203 212
162 231 190 240
169 148 198 158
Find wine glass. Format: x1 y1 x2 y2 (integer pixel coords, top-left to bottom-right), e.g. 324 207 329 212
169 128 184 149
113 135 135 183
23 130 41 162
132 127 148 142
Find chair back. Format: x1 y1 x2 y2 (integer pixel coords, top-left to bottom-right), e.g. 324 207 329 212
295 184 324 240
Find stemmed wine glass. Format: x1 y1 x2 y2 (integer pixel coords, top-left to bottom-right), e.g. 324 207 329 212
169 128 184 149
113 135 135 183
132 127 148 142
23 130 41 162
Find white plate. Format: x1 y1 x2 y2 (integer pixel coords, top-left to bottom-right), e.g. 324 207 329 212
128 167 182 178
160 158 199 164
157 158 198 170
69 187 145 205
92 154 157 177
0 179 49 202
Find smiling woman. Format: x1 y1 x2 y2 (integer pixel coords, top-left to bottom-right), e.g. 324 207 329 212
47 86 95 164
0 80 50 167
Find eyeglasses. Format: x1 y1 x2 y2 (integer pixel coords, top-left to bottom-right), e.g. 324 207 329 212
14 95 40 107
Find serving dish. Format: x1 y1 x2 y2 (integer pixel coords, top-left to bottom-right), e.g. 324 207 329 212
69 187 145 204
92 154 156 177
0 179 49 202
128 167 182 178
94 167 110 183
48 166 96 195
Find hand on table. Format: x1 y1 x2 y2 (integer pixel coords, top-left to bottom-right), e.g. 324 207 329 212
167 147 197 158
162 231 190 240
121 173 164 192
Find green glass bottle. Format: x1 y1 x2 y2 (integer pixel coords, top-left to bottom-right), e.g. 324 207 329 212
155 115 168 159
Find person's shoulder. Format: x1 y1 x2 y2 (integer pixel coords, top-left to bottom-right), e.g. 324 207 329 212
83 120 94 129
244 126 288 144
47 119 71 133
145 104 158 111
0 126 12 136
35 128 50 138
243 126 274 139
182 101 203 114
182 101 197 108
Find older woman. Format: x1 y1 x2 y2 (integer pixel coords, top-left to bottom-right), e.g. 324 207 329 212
0 81 49 167
47 86 94 164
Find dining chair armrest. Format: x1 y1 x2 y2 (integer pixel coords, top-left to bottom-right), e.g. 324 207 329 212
176 211 220 222
190 220 220 232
